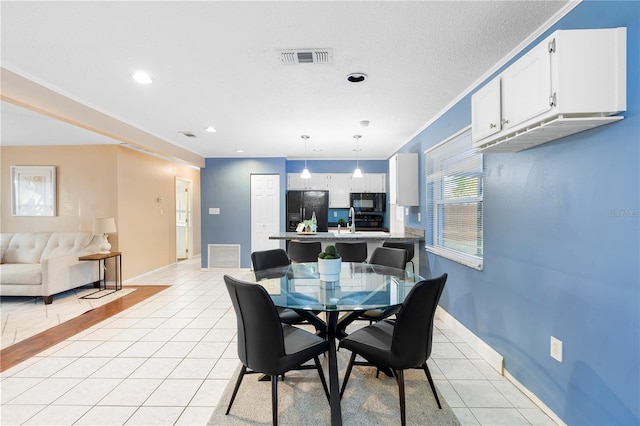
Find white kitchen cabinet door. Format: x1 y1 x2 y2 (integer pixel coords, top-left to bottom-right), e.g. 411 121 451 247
350 174 366 193
328 174 351 208
501 40 552 130
368 173 386 193
471 78 502 141
307 173 329 190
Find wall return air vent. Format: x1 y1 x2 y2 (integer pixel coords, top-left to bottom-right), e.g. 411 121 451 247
279 49 333 65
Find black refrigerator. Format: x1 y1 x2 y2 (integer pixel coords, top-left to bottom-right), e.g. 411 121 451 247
286 190 329 232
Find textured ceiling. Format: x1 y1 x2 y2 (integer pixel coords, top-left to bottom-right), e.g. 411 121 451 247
0 1 572 165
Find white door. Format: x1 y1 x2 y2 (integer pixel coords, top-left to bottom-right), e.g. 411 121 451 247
251 174 281 254
176 178 192 260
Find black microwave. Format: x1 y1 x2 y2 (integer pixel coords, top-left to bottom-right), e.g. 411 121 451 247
350 193 386 213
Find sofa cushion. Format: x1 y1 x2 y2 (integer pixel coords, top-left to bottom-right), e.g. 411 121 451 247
3 233 51 264
41 232 96 259
0 263 42 285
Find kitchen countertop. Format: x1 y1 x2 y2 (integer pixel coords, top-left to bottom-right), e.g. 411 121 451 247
269 231 423 241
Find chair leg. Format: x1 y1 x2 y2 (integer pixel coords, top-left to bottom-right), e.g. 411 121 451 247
225 365 247 415
271 374 278 426
421 362 442 409
313 356 330 402
395 369 407 426
340 352 357 398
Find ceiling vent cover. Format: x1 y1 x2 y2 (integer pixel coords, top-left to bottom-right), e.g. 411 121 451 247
279 49 333 65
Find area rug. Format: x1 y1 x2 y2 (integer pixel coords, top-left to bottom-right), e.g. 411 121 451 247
209 349 461 425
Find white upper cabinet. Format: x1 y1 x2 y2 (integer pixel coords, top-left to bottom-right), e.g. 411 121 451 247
328 174 351 208
288 173 329 190
389 153 418 206
472 27 626 153
366 173 386 193
350 173 386 193
289 172 386 200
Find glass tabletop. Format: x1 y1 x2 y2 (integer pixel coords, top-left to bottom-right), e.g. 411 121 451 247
242 262 420 312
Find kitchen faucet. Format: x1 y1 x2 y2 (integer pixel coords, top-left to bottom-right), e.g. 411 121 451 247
348 207 356 233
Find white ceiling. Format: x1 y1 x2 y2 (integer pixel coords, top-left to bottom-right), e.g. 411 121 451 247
1 1 572 166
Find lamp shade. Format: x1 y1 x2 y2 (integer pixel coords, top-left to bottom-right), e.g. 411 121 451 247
93 217 117 235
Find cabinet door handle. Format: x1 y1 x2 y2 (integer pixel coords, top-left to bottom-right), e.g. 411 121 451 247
501 119 509 125
489 123 497 129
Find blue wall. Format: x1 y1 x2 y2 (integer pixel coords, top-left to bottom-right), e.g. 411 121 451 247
201 2 638 423
398 2 639 424
200 158 287 268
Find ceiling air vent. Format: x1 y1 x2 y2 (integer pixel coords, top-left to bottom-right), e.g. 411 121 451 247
279 49 333 65
179 131 197 138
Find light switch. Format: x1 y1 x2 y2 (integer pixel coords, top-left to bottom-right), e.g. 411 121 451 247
209 207 220 215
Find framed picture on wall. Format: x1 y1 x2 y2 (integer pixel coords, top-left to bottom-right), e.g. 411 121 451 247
11 165 57 216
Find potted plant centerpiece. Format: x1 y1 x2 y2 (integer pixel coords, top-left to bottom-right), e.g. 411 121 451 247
317 245 342 283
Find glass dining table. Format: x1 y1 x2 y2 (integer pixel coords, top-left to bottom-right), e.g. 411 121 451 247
241 261 420 426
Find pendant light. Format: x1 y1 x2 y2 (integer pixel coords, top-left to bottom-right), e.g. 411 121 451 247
300 135 311 179
352 135 363 178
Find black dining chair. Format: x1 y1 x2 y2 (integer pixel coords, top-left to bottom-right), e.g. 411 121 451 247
358 246 408 323
339 273 448 426
382 241 415 277
287 241 322 263
335 241 368 263
251 249 310 325
223 275 330 425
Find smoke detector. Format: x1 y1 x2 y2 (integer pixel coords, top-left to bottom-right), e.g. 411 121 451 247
279 49 333 65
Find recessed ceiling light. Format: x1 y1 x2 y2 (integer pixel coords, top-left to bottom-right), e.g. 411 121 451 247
132 71 153 84
346 73 367 83
204 126 217 133
236 149 245 153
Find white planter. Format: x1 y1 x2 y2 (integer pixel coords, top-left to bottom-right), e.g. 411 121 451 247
318 257 341 282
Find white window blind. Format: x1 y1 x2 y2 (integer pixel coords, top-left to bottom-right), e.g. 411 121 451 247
425 126 483 270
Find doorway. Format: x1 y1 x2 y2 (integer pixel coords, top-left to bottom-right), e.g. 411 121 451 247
176 178 193 260
251 174 281 254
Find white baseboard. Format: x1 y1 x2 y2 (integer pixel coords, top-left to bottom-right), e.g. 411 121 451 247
503 370 567 425
436 306 564 425
436 306 504 374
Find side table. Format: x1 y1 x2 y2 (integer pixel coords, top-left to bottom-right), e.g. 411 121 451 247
79 251 122 299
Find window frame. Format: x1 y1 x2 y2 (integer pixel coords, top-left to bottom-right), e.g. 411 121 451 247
424 126 484 270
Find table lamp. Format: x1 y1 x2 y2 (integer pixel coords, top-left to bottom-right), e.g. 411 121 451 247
93 217 117 254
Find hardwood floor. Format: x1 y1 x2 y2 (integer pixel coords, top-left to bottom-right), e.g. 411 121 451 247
0 285 168 373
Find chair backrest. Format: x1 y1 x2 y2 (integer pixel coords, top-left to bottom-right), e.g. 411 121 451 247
382 241 414 261
288 241 322 263
391 273 448 368
369 246 408 271
335 242 368 263
224 275 287 375
251 248 290 271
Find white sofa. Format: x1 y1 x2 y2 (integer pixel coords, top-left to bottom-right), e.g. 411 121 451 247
0 232 101 304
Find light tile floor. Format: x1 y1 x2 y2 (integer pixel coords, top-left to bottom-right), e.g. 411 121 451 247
0 257 558 425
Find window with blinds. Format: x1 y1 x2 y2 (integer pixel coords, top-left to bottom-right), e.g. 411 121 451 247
425 126 483 270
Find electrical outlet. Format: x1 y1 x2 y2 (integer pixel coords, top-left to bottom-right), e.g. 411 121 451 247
550 336 563 362
333 212 337 217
